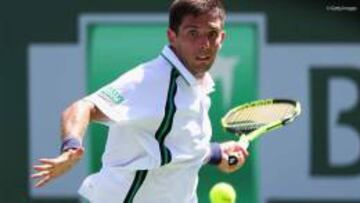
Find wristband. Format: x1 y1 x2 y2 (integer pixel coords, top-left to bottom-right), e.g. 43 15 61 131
208 142 222 165
61 136 82 153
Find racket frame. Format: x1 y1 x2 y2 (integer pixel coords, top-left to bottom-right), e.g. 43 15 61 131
221 99 301 165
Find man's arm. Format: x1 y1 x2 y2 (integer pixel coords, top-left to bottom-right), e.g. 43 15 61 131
60 99 106 141
31 99 107 188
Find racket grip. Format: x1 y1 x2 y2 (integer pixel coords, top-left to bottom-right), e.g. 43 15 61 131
228 136 250 166
238 135 250 149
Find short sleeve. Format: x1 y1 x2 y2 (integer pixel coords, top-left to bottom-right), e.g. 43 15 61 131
84 68 144 124
85 83 130 124
85 63 169 126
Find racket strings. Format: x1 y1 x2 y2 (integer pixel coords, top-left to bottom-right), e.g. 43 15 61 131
225 103 296 131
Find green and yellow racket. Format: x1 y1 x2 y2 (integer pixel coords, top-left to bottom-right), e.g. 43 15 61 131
221 99 301 165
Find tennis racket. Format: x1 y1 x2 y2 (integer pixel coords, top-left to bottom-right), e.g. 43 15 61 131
221 98 301 165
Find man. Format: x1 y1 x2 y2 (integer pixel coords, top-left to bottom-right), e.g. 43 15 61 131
32 0 249 202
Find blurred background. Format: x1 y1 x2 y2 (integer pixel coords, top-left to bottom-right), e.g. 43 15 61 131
1 0 359 202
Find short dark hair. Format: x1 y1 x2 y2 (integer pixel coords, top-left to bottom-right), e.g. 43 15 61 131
169 0 226 33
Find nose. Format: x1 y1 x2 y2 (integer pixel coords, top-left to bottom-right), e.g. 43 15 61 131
198 35 210 49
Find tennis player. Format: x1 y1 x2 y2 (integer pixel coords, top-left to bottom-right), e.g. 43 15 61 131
31 0 249 202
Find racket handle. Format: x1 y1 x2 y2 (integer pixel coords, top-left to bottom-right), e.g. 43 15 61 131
228 136 250 166
238 135 250 149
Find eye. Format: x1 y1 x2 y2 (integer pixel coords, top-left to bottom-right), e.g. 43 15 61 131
188 30 198 38
208 31 219 40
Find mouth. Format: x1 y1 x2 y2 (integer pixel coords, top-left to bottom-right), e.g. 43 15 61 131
195 55 211 62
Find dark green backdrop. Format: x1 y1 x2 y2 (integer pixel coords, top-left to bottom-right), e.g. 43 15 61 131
0 0 358 202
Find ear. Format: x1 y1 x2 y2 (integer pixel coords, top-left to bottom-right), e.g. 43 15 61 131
167 28 177 46
219 31 226 49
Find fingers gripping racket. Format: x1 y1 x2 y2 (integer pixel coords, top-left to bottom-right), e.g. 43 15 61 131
221 99 301 165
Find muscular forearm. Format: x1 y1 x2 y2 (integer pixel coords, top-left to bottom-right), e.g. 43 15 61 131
60 99 108 152
61 100 95 141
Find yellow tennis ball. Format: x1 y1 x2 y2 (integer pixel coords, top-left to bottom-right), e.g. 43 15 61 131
209 182 236 203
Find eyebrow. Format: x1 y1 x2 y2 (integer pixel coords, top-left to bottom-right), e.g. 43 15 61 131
183 25 199 29
183 25 221 31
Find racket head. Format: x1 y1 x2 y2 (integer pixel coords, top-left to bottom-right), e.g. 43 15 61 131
221 99 301 138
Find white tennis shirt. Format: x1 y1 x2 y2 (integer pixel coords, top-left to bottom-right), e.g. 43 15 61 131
80 45 215 203
86 45 215 170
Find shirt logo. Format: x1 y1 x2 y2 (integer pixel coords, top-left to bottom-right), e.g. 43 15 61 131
99 86 124 105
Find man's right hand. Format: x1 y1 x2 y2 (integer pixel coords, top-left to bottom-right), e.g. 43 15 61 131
31 148 84 188
217 141 249 173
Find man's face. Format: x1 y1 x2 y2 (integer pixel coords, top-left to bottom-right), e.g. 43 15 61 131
168 12 225 79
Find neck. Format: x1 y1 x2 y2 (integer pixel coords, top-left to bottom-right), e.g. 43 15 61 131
169 45 204 80
194 72 205 80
